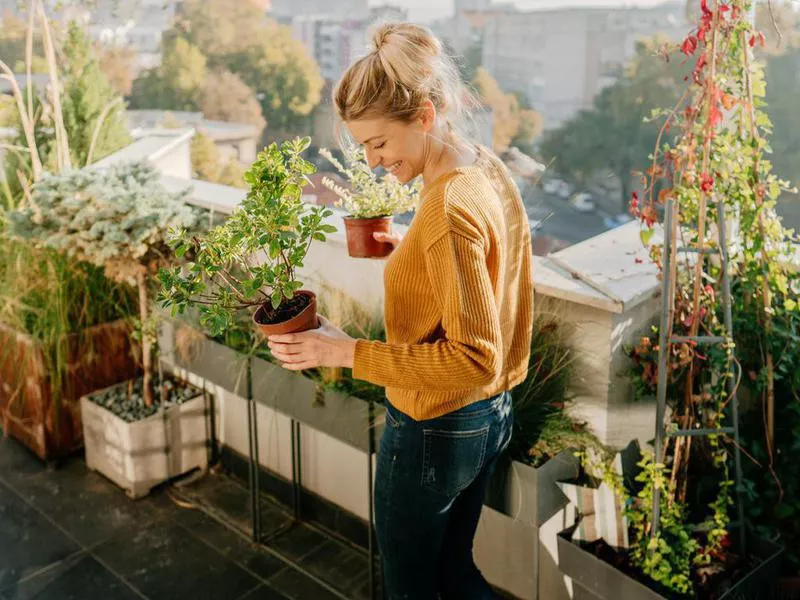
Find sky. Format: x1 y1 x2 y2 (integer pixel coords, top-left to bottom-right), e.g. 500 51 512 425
368 0 678 24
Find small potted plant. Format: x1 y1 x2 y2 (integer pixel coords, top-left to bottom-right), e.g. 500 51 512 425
319 146 420 258
158 137 336 337
7 161 208 497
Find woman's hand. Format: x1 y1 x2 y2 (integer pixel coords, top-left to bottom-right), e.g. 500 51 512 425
373 230 403 250
267 316 357 371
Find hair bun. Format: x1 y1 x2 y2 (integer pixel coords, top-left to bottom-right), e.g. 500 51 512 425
371 23 396 53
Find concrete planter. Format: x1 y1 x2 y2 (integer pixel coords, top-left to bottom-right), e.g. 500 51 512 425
558 523 783 600
81 384 209 499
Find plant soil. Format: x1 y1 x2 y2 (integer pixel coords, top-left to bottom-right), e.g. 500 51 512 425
255 294 310 325
87 373 200 423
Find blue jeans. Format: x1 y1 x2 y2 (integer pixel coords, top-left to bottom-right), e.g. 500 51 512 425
375 391 513 600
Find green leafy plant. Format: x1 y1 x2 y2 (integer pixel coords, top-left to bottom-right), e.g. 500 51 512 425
158 137 336 337
7 162 205 407
613 0 798 594
509 316 603 467
319 146 421 219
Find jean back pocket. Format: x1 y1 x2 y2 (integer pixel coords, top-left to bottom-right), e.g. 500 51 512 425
421 425 489 496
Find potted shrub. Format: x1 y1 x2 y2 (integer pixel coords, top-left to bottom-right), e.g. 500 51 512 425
0 14 139 462
319 146 420 258
158 284 388 451
487 315 601 525
483 315 603 600
7 161 209 497
159 137 336 337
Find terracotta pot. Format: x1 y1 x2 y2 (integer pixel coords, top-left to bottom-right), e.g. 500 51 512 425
253 290 319 336
344 216 393 258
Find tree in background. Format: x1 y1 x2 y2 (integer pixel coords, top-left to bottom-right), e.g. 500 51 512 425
190 132 246 188
174 0 322 134
60 23 131 166
539 37 688 212
3 19 130 197
511 92 544 155
201 69 266 133
99 46 135 97
129 37 207 111
471 67 544 153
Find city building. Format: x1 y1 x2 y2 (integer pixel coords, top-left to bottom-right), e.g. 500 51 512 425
482 2 687 128
290 6 408 84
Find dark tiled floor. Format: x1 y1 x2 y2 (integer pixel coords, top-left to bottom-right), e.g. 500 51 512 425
0 431 378 600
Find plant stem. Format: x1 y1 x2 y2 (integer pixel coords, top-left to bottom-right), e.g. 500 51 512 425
741 26 776 453
137 270 154 408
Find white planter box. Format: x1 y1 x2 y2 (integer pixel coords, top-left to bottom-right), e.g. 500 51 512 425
81 388 209 499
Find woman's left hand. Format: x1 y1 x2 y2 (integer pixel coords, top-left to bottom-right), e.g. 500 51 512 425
267 316 357 371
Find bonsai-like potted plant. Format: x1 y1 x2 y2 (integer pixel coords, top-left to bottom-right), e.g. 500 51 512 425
159 137 336 337
7 161 209 497
319 145 420 258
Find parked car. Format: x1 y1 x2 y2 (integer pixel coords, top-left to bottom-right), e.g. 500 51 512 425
570 192 596 213
543 178 562 195
557 181 573 199
603 213 634 229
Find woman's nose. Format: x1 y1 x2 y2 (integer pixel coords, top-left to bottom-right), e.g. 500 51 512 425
364 148 381 170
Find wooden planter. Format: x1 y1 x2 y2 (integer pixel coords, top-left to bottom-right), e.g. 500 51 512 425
0 320 139 462
557 523 783 600
81 382 209 499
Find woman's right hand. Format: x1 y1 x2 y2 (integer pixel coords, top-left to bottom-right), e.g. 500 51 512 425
373 231 403 251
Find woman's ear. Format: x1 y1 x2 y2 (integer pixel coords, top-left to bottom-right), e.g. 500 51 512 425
419 99 437 133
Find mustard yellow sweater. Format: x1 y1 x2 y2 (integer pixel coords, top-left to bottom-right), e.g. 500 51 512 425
352 146 534 420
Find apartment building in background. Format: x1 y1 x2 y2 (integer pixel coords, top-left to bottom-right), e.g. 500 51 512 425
481 1 687 128
290 6 408 83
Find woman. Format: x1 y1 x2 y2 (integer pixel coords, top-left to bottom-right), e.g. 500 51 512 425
267 22 533 600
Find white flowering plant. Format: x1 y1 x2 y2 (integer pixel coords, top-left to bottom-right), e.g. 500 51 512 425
319 146 421 219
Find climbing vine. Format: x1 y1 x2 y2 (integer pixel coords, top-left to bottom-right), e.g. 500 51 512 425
622 0 797 594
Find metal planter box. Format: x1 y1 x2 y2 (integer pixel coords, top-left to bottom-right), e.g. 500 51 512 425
159 321 248 398
250 357 382 452
486 450 580 525
557 523 783 600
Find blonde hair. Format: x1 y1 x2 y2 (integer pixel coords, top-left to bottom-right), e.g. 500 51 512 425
334 22 477 138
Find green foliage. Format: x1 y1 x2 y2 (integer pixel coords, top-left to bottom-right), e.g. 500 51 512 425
190 132 247 188
158 137 335 337
508 316 603 466
200 69 266 131
129 37 208 111
319 146 421 219
539 37 689 211
171 0 323 132
60 23 131 166
6 162 203 282
738 269 800 571
0 240 136 337
621 0 799 592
